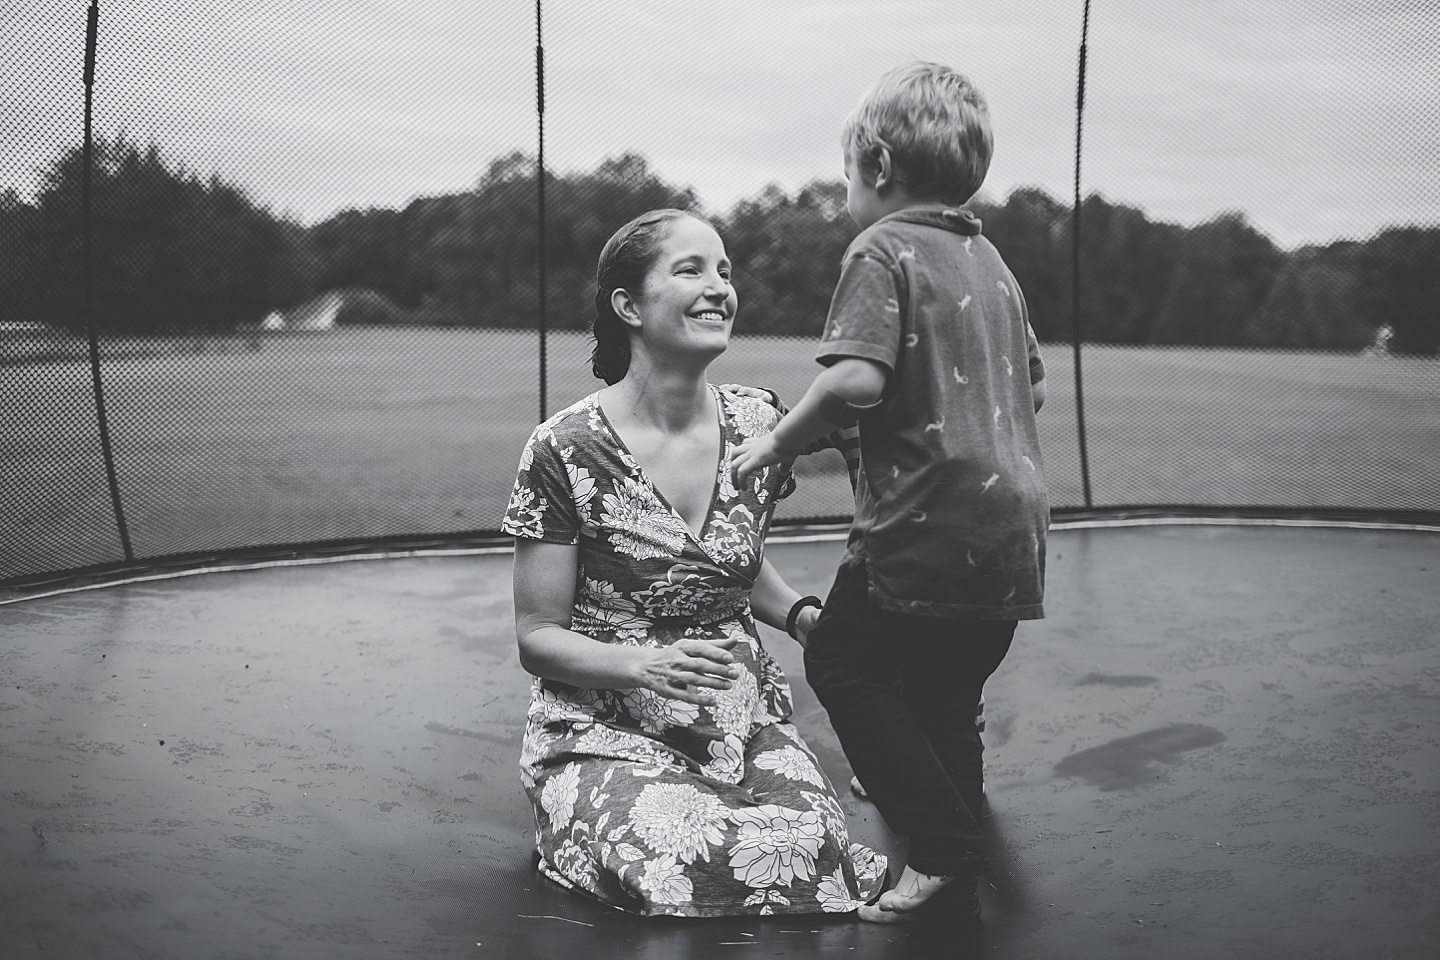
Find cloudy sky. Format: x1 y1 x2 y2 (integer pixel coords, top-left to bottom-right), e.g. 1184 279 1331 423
5 0 1436 248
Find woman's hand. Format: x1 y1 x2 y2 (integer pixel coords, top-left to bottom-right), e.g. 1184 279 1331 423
718 383 779 407
631 635 742 706
791 605 821 648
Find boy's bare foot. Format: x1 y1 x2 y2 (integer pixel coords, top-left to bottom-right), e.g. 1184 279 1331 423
858 866 976 923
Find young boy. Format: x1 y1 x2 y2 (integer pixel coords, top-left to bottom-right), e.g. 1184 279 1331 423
730 61 1048 923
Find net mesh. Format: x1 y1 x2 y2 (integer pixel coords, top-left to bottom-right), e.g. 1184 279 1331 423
3 0 1437 583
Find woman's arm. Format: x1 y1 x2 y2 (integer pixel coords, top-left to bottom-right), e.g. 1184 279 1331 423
749 557 822 647
513 539 740 705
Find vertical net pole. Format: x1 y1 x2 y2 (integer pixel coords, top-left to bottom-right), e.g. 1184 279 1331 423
81 0 133 560
1071 0 1095 507
535 0 548 421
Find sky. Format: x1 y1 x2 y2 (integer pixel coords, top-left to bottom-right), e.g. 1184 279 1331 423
4 0 1437 249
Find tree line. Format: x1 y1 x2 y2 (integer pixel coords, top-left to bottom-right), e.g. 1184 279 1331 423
2 137 1436 354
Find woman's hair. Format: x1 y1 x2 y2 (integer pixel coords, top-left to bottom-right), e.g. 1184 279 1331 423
590 208 710 384
842 61 993 205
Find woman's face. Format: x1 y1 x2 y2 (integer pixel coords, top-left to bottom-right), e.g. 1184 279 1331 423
630 216 737 360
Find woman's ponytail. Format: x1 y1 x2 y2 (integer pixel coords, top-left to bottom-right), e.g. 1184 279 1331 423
590 293 632 385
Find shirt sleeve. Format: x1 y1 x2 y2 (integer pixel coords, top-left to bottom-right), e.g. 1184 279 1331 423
501 425 581 544
1026 321 1046 385
1014 279 1046 385
815 251 903 373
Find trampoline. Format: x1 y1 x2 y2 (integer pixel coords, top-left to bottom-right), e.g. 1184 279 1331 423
5 2 1439 958
3 519 1437 959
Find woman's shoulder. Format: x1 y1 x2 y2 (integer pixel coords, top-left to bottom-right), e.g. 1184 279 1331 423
716 384 782 439
529 391 607 444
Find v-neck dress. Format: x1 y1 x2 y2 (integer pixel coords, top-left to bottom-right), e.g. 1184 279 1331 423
501 387 887 917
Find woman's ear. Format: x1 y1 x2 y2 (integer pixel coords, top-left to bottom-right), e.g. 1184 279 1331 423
611 288 643 329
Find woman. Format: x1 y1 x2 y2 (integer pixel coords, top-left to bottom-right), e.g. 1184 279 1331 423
501 209 887 917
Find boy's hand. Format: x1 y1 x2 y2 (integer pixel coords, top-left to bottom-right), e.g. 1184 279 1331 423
730 435 786 484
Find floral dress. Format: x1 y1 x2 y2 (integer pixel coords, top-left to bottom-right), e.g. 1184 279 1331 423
501 386 887 917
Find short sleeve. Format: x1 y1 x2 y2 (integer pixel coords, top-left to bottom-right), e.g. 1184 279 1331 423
1011 277 1045 385
1026 320 1046 385
815 251 902 372
501 425 580 544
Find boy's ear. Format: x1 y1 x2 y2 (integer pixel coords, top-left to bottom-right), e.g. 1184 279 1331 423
871 145 896 192
611 288 643 329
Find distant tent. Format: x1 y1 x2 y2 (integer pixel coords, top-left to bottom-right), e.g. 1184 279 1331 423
255 288 406 331
282 291 342 331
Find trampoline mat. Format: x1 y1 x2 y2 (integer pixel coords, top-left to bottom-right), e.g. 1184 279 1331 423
1 523 1437 959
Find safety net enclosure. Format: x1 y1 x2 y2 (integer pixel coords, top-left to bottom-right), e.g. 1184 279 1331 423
3 0 1436 588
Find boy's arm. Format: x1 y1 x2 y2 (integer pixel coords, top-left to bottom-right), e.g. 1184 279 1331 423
719 382 855 461
1032 376 1046 412
731 357 887 483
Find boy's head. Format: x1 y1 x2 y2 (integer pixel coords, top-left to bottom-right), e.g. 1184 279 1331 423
842 61 993 215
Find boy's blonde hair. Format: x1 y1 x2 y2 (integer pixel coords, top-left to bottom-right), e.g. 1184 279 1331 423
843 61 993 205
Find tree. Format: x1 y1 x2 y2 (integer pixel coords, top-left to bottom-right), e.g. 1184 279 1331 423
0 188 43 326
719 179 856 335
1245 242 1372 350
1353 228 1440 354
14 137 310 334
975 187 1070 341
305 151 698 329
1149 212 1283 346
16 138 1427 351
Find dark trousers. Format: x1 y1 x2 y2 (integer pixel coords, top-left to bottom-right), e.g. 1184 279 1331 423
804 557 1016 877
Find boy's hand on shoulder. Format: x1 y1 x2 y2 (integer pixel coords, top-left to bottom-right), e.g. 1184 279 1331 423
730 435 785 485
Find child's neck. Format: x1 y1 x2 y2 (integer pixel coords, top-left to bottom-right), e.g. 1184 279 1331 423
873 187 952 221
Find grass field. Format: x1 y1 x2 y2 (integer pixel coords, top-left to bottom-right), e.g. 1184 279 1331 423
3 327 1438 581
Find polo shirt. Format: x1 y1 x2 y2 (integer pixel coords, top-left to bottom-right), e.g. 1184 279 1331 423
816 206 1049 619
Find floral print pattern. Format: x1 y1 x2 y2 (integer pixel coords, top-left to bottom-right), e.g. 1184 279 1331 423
628 783 730 864
728 805 826 888
753 745 828 787
601 477 691 560
502 387 887 916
